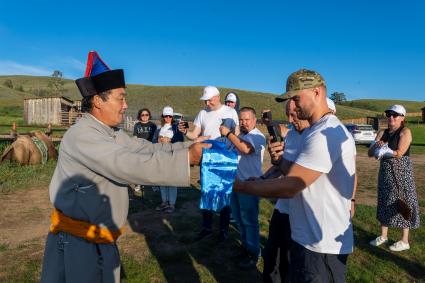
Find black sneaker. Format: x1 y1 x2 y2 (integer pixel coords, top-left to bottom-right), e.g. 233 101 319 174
238 254 258 270
194 229 212 241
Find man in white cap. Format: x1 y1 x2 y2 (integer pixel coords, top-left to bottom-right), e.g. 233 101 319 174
180 86 240 241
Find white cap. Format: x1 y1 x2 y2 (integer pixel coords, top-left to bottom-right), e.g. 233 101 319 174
326 97 336 113
200 86 220 100
225 92 237 102
159 125 174 139
385 104 406 116
162 106 174 116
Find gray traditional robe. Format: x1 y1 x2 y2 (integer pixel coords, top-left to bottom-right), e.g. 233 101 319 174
41 113 192 282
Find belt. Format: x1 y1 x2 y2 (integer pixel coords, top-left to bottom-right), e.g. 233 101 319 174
50 208 123 244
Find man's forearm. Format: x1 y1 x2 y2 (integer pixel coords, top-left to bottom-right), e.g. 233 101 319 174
185 131 199 140
278 158 293 176
235 176 305 198
228 132 252 154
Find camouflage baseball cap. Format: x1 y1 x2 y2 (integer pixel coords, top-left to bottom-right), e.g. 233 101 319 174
275 69 326 102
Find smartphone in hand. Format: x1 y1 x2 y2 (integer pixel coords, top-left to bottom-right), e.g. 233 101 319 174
267 124 282 143
262 111 272 121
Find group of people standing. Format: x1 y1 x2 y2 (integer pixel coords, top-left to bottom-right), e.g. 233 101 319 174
132 86 266 270
39 50 420 283
133 106 183 213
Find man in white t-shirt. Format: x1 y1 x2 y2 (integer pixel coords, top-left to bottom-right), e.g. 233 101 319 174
234 69 356 282
262 100 310 283
180 86 240 241
219 107 265 269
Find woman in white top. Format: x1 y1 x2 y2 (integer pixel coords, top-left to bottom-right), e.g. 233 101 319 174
154 106 184 213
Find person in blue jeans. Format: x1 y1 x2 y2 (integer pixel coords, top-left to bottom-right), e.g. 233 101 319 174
220 107 266 269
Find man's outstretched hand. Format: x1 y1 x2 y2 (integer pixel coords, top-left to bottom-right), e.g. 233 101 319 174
189 142 211 165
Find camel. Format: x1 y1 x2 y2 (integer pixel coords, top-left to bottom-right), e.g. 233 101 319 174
1 130 58 166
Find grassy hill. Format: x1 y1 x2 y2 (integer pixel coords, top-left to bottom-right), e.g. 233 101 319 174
0 75 424 121
342 99 425 113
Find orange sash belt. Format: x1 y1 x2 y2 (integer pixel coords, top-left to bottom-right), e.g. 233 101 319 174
50 208 124 244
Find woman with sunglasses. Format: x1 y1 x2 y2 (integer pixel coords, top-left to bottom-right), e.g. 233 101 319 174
368 104 420 251
133 108 157 142
153 106 184 213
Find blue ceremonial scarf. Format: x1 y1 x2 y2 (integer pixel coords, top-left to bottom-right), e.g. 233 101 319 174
200 140 238 211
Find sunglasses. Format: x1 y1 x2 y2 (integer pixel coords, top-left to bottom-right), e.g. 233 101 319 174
385 111 402 118
140 114 149 117
225 101 235 103
163 115 173 118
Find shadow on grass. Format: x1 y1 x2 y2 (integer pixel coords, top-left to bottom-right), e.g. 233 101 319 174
352 206 425 280
127 186 263 282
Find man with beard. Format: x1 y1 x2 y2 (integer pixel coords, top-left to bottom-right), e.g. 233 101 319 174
219 107 265 269
234 69 356 282
40 51 209 282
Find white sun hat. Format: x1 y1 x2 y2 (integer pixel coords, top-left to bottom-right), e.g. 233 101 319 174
162 106 174 116
385 104 406 116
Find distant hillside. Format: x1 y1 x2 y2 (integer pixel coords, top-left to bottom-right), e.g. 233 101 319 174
0 75 423 121
342 99 425 113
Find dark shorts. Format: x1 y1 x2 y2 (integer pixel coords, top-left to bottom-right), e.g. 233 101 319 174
289 240 348 283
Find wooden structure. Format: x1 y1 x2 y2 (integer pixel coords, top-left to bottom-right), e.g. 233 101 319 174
24 96 82 126
422 107 425 123
366 116 387 130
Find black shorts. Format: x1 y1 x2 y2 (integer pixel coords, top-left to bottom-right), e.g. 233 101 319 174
289 240 348 283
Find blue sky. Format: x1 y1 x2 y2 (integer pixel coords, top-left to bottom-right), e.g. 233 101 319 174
0 0 424 100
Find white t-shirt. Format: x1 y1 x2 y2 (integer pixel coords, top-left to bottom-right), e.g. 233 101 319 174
236 128 266 181
158 124 174 139
289 114 356 255
274 129 303 214
193 105 239 140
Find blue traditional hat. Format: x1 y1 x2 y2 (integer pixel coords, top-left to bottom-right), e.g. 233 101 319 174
76 51 125 97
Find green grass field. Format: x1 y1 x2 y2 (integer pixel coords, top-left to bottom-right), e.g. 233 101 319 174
0 149 424 282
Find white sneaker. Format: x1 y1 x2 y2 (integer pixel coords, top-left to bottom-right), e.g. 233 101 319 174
389 241 410 252
369 236 388 246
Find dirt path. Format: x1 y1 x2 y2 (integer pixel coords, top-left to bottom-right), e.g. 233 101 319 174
0 187 52 246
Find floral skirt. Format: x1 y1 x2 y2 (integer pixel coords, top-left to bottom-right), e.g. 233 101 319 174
377 156 420 229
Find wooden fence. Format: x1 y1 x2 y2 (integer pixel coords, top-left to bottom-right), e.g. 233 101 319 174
60 110 82 126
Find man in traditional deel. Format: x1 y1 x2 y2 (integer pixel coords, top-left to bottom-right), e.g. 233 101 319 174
40 51 208 282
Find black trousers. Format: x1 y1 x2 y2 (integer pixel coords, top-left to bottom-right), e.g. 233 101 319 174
202 206 231 233
289 240 348 283
262 210 291 283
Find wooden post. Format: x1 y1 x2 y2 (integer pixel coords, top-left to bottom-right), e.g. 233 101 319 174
46 123 52 137
11 122 17 140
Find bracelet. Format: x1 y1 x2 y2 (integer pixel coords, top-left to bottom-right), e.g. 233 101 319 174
226 131 232 138
351 199 355 202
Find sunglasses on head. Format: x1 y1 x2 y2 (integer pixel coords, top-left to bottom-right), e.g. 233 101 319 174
163 115 173 118
385 111 401 118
